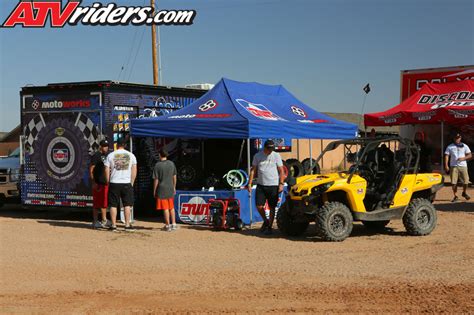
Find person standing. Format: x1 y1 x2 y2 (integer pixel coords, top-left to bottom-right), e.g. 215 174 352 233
104 138 137 231
414 131 433 173
153 149 178 232
248 140 285 235
444 133 472 202
89 140 110 229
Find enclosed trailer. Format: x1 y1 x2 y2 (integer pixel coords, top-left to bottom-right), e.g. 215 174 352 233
20 81 205 210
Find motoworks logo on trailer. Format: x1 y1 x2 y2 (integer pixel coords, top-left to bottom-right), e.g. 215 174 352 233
2 1 196 28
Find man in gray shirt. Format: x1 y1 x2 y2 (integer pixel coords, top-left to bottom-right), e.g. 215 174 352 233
153 149 178 231
248 140 285 234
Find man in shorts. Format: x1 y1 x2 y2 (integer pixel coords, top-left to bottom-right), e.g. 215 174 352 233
89 140 110 229
153 149 178 232
104 138 137 231
444 133 472 202
248 140 285 235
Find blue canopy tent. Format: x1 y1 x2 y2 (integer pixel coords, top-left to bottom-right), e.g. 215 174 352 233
131 78 357 139
130 78 357 225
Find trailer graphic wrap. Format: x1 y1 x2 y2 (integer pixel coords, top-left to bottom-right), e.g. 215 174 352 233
20 82 206 210
22 94 101 207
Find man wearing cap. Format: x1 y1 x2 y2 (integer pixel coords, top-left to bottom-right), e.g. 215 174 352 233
444 133 472 202
89 140 110 228
248 140 285 234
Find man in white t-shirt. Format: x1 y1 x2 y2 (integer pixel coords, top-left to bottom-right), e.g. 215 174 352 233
444 133 472 202
104 138 137 231
248 140 285 235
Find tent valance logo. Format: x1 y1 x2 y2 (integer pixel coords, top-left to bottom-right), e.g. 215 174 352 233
235 99 285 121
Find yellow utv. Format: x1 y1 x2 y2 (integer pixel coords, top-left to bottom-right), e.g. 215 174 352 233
277 137 444 241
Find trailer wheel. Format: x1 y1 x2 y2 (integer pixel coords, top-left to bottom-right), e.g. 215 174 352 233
33 118 90 191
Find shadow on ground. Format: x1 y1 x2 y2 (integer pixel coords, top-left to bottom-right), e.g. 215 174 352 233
0 204 156 231
435 201 474 213
183 222 407 242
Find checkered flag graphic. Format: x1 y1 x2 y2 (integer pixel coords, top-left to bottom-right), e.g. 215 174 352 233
75 113 100 154
23 114 45 154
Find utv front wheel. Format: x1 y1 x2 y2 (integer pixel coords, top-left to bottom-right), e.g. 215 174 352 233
362 220 390 230
403 198 437 236
277 201 309 236
315 202 353 241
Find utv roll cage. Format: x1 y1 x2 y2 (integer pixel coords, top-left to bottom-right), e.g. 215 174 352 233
315 137 421 209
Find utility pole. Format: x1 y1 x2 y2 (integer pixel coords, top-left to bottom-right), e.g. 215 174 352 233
151 0 159 85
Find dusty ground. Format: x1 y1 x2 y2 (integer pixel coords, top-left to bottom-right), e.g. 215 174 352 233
1 186 473 314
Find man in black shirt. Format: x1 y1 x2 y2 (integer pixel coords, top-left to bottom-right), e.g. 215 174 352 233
89 140 110 229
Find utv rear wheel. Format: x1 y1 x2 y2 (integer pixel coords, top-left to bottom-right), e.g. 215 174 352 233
277 201 309 236
403 198 437 236
315 202 353 241
362 220 390 230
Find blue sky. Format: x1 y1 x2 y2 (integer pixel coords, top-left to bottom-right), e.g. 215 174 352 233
0 0 472 131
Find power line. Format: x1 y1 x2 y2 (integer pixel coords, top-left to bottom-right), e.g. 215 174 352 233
127 26 147 82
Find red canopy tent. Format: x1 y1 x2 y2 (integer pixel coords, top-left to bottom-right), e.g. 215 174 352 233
364 80 474 126
364 80 474 172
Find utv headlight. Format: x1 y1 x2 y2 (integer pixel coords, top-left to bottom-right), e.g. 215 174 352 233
311 181 334 194
9 168 20 182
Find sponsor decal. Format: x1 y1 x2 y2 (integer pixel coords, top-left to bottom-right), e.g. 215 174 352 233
52 149 69 163
412 110 437 121
401 187 409 194
357 188 364 194
55 127 65 136
31 99 91 110
448 109 473 119
178 195 216 224
198 100 218 112
31 99 40 110
2 1 196 28
379 113 402 124
169 113 231 119
114 106 135 112
416 91 474 109
298 119 329 124
235 99 285 121
291 105 307 118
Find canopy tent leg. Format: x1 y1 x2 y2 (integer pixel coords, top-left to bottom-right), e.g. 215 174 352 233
237 139 246 168
247 138 252 227
201 140 205 170
309 140 313 170
441 121 444 173
297 139 300 161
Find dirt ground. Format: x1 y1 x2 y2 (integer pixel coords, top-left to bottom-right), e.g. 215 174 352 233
1 186 473 314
